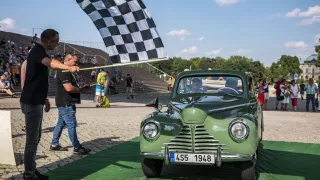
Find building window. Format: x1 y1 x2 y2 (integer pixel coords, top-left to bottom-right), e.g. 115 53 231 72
305 75 308 80
306 68 309 73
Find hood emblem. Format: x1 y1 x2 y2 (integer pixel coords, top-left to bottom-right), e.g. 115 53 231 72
164 125 175 131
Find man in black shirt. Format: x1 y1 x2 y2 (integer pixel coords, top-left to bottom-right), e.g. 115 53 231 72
50 53 91 155
20 29 79 180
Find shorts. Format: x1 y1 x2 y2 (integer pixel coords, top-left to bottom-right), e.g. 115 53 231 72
126 87 133 94
95 85 105 96
264 93 269 100
300 91 304 95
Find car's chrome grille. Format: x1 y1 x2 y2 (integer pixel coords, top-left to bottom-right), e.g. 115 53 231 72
162 125 229 154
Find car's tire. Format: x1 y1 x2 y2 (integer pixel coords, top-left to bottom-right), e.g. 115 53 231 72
240 154 257 180
141 157 163 178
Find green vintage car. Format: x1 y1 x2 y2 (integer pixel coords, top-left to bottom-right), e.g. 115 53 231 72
140 70 264 180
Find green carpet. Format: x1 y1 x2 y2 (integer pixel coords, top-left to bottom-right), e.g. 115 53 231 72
46 138 320 180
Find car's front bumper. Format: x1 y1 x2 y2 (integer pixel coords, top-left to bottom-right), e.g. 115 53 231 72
141 152 253 161
141 145 254 166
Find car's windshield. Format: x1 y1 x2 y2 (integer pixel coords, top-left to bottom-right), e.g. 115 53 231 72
177 75 243 95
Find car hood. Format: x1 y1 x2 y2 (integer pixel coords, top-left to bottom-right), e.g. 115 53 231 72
169 96 250 124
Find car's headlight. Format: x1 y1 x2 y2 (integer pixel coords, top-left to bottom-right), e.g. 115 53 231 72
229 119 249 143
142 121 160 141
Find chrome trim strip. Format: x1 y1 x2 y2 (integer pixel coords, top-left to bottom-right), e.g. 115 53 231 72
221 154 253 160
208 103 254 113
141 152 253 161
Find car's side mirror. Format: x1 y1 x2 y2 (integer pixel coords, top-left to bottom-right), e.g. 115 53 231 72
145 97 162 111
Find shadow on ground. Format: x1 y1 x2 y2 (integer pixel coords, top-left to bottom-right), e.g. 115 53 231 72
12 123 87 138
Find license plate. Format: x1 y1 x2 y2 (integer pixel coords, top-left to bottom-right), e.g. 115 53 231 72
169 153 215 164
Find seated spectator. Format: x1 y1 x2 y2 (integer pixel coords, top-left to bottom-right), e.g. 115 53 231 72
3 72 14 90
0 75 16 97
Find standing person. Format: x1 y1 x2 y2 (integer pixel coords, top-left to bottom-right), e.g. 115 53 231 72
167 73 176 91
257 79 265 107
90 70 96 80
95 70 107 106
274 76 283 110
305 78 318 112
20 29 79 180
103 71 109 96
290 80 299 111
50 53 91 154
263 79 269 110
280 79 290 111
126 74 134 99
299 81 305 100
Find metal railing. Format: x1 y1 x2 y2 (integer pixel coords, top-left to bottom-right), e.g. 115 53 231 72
130 63 172 82
62 43 108 65
60 40 107 52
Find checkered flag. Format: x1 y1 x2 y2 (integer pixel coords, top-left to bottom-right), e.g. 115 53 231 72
76 0 167 64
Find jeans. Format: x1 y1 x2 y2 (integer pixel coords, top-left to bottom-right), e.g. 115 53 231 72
20 103 43 177
51 105 80 148
306 94 315 111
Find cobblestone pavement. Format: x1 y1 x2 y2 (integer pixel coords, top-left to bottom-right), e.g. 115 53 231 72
0 94 319 179
0 95 155 180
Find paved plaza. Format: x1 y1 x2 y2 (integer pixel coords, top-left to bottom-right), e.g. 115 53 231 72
0 94 319 180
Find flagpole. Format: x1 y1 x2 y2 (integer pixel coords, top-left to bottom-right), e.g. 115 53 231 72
63 57 170 72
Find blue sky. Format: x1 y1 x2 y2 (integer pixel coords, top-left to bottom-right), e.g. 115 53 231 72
0 0 319 66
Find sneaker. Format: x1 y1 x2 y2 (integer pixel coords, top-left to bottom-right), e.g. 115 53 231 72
50 144 68 151
73 145 91 155
35 170 49 180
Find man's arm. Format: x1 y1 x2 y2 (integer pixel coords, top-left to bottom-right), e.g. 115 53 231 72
20 60 27 89
41 57 78 71
63 83 82 93
59 72 87 93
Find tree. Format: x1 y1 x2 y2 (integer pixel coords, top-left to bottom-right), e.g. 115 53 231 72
249 61 265 81
264 67 271 79
149 55 268 80
213 57 227 69
269 55 301 80
172 57 193 73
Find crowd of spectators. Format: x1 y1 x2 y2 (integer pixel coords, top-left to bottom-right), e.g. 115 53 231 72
0 37 33 97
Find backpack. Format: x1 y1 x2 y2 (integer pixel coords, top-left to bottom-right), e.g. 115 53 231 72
100 96 110 108
96 96 110 108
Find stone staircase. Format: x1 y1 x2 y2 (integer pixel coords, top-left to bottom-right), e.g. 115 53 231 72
1 30 170 97
116 66 168 94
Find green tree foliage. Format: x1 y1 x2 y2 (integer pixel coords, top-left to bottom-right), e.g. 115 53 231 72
151 56 267 81
150 54 301 82
269 55 301 80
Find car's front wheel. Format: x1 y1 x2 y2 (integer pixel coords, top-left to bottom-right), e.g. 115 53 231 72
240 153 257 180
141 157 163 178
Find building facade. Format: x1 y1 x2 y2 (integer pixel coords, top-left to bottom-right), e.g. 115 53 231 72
299 54 320 80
